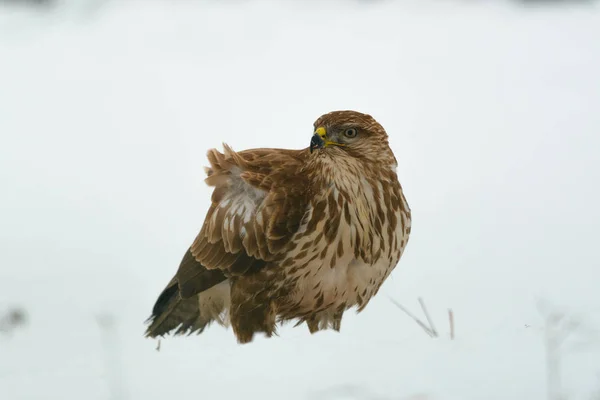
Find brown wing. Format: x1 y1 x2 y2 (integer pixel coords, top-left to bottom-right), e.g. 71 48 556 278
145 145 309 337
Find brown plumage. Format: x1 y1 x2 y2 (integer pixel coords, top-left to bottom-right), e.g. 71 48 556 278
145 110 412 344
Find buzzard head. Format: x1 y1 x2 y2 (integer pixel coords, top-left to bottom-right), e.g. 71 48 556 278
309 110 394 164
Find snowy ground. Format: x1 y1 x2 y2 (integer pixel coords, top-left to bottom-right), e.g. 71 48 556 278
1 0 600 399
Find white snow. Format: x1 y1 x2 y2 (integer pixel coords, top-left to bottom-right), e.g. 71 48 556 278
1 1 600 399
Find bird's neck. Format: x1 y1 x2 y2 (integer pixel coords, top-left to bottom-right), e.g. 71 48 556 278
303 153 406 265
306 152 398 195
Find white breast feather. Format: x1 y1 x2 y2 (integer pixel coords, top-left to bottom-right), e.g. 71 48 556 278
209 166 266 243
289 159 408 323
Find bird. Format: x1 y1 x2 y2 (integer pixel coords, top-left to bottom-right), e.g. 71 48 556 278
145 110 412 344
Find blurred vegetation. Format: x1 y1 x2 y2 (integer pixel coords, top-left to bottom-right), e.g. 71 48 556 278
0 307 27 336
0 0 598 10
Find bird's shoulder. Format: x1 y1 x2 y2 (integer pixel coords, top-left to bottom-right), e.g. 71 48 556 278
191 145 311 267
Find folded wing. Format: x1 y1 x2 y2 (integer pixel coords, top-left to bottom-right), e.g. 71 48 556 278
145 145 309 337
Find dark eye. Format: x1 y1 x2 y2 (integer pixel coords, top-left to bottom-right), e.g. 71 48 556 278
344 128 358 138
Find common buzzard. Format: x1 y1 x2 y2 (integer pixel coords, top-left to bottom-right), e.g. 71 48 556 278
145 110 411 343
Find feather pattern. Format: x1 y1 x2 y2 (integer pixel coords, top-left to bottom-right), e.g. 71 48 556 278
145 110 412 343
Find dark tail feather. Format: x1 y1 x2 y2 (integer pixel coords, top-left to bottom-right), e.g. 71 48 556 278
144 249 228 338
151 281 179 320
144 279 219 337
145 280 180 337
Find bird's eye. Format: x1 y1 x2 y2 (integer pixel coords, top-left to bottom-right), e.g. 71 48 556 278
344 128 358 138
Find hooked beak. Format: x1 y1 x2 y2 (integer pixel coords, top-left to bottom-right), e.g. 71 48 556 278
310 127 327 153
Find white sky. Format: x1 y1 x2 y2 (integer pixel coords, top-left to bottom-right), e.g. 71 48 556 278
1 1 600 399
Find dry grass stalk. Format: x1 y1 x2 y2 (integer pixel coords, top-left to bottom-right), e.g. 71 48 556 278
448 308 455 340
389 297 436 338
419 297 438 337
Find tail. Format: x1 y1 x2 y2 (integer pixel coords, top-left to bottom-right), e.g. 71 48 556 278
145 249 229 337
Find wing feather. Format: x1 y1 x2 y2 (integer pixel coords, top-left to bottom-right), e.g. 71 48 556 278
192 145 309 269
146 145 310 338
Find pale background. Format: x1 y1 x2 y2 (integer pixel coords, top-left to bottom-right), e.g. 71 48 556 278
1 0 599 399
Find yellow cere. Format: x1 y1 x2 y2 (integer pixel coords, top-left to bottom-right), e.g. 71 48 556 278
314 126 345 148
